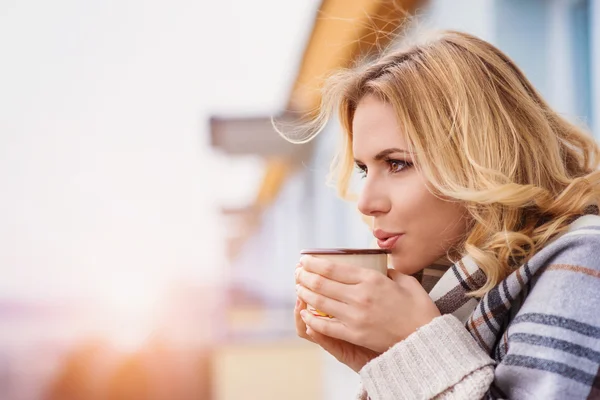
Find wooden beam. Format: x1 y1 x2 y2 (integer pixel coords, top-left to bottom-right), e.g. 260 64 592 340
288 0 422 113
255 158 291 206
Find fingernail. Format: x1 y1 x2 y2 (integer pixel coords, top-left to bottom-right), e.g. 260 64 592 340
295 298 300 308
300 310 307 320
295 284 300 293
295 268 301 279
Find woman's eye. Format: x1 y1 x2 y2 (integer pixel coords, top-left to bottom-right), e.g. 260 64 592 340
355 163 367 178
355 160 411 178
388 160 411 173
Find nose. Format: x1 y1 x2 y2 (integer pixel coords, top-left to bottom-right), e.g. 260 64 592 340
357 176 391 217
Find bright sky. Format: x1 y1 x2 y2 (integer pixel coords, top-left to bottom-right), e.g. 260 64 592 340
0 0 319 302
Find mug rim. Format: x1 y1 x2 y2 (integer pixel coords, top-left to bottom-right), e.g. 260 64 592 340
300 248 391 255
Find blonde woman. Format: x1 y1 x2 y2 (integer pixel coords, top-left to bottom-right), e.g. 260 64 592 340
289 31 600 399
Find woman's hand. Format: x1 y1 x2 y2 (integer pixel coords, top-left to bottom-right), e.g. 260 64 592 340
294 264 380 373
296 255 441 355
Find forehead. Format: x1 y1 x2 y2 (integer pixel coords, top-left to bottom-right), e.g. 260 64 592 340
351 95 408 156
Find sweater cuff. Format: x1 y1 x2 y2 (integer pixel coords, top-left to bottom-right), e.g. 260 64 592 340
359 314 495 400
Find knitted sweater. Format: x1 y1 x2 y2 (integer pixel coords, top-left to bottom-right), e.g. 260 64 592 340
356 214 600 399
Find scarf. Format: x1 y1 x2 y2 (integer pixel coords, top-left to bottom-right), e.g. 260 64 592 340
421 212 600 359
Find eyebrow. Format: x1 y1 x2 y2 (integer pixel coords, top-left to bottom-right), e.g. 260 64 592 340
354 148 412 163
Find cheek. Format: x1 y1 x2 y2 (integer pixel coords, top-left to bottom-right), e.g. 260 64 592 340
390 198 467 275
390 178 467 253
389 177 444 225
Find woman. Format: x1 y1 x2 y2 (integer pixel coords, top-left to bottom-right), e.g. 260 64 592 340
288 31 600 399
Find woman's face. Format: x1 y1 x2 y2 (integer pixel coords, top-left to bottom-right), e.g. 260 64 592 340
352 95 468 274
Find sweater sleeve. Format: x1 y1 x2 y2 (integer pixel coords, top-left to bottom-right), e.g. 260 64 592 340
357 314 495 400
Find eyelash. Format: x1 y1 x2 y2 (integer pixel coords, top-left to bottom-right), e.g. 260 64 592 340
355 159 413 178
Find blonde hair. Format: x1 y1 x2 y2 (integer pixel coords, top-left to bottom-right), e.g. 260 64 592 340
279 30 600 297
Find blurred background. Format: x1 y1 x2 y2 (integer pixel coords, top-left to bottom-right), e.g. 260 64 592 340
0 0 599 399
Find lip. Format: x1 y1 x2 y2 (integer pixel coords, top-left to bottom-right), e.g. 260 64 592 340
373 229 404 250
376 234 402 250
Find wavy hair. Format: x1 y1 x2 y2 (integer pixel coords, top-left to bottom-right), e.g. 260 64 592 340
278 30 600 297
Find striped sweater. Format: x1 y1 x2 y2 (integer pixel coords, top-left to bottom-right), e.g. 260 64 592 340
357 214 600 399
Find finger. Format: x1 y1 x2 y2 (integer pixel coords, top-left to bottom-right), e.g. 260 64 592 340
299 255 364 284
300 309 352 343
297 267 353 303
296 284 350 319
294 298 313 342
